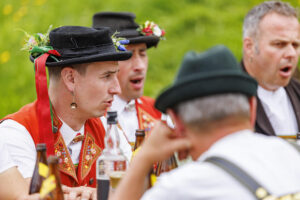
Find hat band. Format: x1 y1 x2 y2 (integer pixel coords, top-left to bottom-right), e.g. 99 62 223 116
56 43 116 58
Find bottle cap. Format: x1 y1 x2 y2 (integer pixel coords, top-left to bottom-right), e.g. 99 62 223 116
36 143 47 151
135 129 145 137
107 111 118 124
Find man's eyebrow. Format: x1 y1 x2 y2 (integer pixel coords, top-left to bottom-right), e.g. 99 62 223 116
101 69 119 75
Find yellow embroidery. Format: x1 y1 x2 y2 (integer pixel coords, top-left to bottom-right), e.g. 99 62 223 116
80 132 102 180
54 135 77 182
137 107 156 135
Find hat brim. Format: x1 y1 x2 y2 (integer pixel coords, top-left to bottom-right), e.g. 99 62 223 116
128 35 160 48
30 51 132 67
155 72 257 113
117 30 160 48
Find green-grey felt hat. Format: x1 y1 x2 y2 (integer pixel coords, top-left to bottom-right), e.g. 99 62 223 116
155 45 258 113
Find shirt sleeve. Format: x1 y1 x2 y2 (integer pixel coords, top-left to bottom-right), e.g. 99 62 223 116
0 120 36 178
0 142 16 173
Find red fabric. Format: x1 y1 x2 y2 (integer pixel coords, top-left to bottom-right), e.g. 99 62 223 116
3 101 105 187
34 54 55 156
137 96 162 120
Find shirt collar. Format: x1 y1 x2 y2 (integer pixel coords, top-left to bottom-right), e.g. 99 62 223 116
59 118 85 146
257 86 286 101
111 95 128 114
111 95 139 113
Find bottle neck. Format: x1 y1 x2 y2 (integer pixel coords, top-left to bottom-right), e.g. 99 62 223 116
104 123 121 152
36 150 47 164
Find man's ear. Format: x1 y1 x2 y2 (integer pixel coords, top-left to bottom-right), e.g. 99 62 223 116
243 37 255 59
248 96 257 128
61 67 76 92
167 109 185 137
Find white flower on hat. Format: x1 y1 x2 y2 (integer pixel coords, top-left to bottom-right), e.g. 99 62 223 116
153 25 162 37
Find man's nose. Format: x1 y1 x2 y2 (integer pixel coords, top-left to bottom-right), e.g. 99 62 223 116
132 55 147 71
284 43 298 59
109 76 121 95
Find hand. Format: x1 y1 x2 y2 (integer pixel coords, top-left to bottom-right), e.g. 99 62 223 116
138 121 191 164
62 185 96 200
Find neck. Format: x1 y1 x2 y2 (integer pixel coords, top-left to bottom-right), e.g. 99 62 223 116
49 81 86 131
188 118 252 160
118 94 135 104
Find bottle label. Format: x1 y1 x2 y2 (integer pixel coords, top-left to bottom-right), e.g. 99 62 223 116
39 175 56 198
114 160 126 171
38 162 49 178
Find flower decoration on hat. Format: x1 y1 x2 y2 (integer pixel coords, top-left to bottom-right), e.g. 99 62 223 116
111 32 129 52
22 25 60 62
138 21 166 40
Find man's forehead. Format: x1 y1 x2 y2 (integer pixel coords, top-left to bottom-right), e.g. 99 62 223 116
257 13 299 39
126 43 147 50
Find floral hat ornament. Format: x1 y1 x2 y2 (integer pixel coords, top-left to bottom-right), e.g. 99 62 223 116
111 32 129 51
92 12 164 48
21 26 131 156
137 21 166 40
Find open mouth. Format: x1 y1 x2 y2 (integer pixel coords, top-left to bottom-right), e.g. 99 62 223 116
130 77 144 89
279 66 293 78
280 66 291 73
130 78 143 84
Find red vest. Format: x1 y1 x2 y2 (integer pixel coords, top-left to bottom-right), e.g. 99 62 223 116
135 96 162 134
3 101 105 187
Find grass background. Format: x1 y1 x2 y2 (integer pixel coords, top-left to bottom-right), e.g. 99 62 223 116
0 0 299 117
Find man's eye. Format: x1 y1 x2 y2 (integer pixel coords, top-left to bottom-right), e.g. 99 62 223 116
292 43 300 49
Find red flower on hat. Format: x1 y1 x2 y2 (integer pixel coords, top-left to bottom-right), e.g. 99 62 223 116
138 21 166 40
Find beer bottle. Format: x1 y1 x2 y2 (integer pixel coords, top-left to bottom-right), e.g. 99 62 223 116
133 129 145 151
40 156 64 200
97 111 127 200
29 143 48 194
155 154 178 177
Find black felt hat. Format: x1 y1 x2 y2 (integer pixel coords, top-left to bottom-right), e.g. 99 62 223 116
92 12 160 48
155 45 258 113
30 26 132 67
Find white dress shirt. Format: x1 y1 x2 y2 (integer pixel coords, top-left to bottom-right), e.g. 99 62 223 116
258 86 298 135
110 95 174 144
0 141 16 173
111 95 139 142
59 119 84 165
142 130 300 200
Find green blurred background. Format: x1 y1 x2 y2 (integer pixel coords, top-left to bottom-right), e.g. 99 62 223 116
0 0 299 117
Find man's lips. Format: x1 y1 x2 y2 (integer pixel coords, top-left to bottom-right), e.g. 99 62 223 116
130 76 144 90
279 65 293 78
104 99 113 107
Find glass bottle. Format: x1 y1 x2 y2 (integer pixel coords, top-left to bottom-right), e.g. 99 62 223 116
155 154 178 177
133 129 145 151
97 111 127 200
41 156 64 200
29 143 48 194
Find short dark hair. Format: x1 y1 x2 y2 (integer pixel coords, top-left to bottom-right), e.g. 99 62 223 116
48 63 87 81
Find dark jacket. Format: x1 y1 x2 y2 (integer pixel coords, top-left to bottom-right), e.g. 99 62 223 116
241 61 300 135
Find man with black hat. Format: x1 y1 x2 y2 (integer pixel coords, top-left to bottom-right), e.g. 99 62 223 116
93 12 167 148
242 1 300 138
111 45 300 200
0 25 132 194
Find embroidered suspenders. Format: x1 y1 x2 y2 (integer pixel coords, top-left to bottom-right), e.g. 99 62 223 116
205 141 300 200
